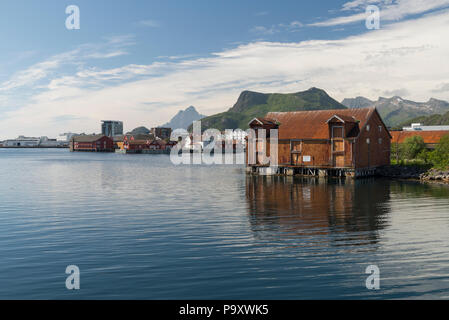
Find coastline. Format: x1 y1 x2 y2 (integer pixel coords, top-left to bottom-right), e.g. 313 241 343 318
0 146 68 149
378 166 449 184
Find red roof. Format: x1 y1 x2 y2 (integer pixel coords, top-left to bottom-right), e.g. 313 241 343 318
391 130 449 144
262 107 378 140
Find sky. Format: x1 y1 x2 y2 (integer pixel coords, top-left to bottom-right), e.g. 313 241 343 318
1 0 449 139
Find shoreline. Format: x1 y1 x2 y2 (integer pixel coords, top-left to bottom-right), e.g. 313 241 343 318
0 146 69 149
378 166 449 184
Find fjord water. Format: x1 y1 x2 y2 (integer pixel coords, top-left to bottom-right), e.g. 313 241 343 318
0 149 449 299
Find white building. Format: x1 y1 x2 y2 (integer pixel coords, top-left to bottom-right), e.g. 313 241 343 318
403 123 449 131
2 136 69 147
3 136 41 147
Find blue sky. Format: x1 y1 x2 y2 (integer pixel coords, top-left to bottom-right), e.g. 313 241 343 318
1 0 449 138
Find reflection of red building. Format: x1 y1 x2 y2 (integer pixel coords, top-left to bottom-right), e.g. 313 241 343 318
70 135 114 152
246 176 390 244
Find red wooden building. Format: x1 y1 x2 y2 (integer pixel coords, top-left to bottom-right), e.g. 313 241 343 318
70 135 114 152
391 130 449 149
247 107 391 177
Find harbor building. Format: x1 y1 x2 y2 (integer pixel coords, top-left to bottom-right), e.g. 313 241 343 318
246 107 391 177
2 136 41 147
70 135 114 152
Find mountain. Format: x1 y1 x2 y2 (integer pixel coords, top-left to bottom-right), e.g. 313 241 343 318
398 110 449 128
194 87 346 132
127 126 151 135
342 96 449 127
162 106 205 130
341 96 374 109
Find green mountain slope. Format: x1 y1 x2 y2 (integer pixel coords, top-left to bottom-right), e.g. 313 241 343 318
398 110 449 128
194 88 346 131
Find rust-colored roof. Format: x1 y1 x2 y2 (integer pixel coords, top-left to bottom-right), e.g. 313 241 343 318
264 108 376 140
391 130 449 144
127 139 151 145
72 134 110 142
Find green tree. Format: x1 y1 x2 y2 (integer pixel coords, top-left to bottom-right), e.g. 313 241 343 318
402 136 426 160
417 149 430 164
430 135 449 169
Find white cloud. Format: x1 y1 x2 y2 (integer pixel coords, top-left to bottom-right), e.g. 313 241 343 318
250 21 303 35
310 0 449 26
1 9 449 138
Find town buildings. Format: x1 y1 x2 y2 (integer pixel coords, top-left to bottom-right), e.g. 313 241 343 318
247 107 391 177
151 127 172 140
101 120 123 137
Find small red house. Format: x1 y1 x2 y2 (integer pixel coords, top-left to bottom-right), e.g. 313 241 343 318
70 135 114 152
125 140 152 151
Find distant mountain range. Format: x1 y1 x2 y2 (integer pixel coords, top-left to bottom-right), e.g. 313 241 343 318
194 87 346 132
161 106 205 130
342 96 449 127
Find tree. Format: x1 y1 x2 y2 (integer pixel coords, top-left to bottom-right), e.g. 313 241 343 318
402 136 426 160
430 135 449 169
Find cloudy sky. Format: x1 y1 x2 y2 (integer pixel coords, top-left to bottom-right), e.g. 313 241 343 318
1 0 449 139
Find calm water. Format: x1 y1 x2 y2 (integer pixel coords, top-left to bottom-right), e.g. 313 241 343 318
0 148 449 299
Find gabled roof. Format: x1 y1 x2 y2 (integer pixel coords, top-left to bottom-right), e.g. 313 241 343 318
248 118 278 126
326 114 357 123
265 107 377 140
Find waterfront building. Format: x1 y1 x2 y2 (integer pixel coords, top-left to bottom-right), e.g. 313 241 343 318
247 107 391 177
3 136 41 147
148 139 167 150
70 135 114 152
101 120 123 137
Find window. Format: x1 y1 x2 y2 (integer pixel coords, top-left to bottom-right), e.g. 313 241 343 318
366 125 370 131
366 138 370 144
378 138 382 144
379 125 382 133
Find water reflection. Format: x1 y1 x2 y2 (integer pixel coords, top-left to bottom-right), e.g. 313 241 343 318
246 176 392 248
